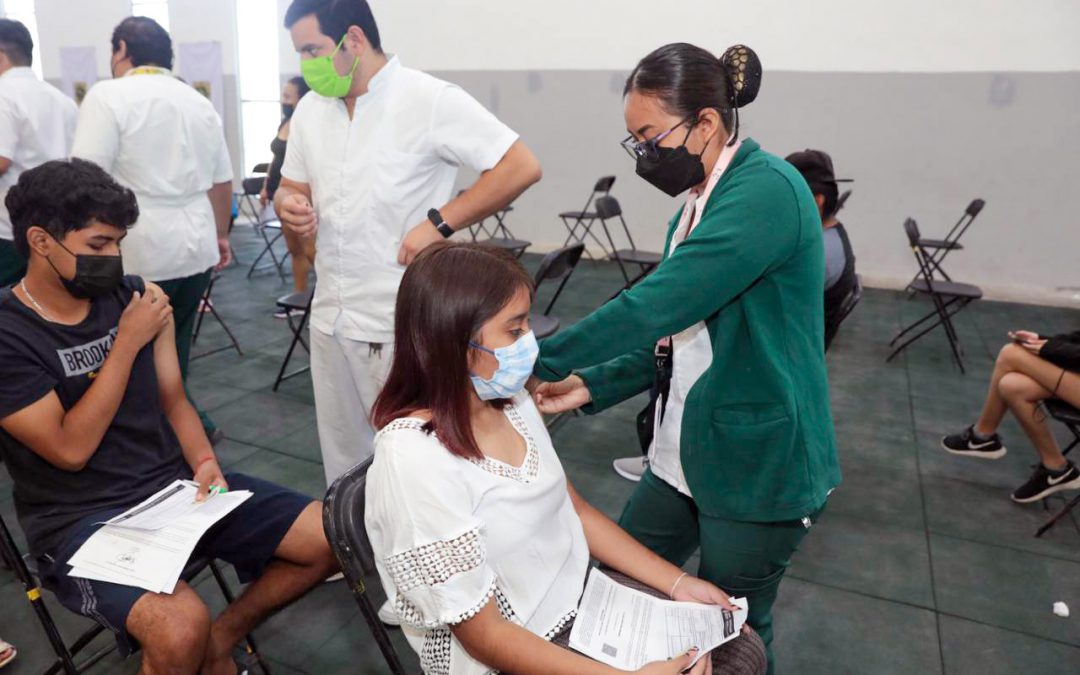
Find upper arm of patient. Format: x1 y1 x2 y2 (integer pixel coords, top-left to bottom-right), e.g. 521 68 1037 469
0 390 77 469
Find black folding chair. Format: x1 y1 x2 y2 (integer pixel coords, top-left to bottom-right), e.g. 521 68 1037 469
191 273 244 361
234 163 270 226
1036 399 1080 537
0 511 269 675
559 175 616 259
272 287 314 391
240 165 289 283
887 219 982 373
905 198 985 289
593 196 662 293
323 458 408 675
469 205 531 258
529 243 585 340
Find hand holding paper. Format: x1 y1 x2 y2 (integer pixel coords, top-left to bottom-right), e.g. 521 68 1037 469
569 570 748 671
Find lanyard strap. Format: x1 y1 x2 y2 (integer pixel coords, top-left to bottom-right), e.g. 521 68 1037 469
127 66 172 77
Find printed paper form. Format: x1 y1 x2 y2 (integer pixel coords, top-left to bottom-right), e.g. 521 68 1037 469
69 482 251 593
569 570 748 670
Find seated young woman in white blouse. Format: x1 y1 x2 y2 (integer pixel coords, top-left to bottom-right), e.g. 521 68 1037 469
365 243 739 675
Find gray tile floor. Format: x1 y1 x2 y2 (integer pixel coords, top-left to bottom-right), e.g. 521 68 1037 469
3 228 1080 674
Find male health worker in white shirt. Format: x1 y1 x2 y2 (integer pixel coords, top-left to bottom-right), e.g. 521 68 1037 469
0 19 77 287
277 0 542 486
72 17 234 440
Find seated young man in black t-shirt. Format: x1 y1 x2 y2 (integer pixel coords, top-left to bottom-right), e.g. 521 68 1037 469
0 159 339 674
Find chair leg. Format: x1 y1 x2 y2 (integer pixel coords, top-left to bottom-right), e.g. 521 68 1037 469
273 311 311 391
208 303 244 357
353 586 408 675
0 516 81 675
1036 492 1080 537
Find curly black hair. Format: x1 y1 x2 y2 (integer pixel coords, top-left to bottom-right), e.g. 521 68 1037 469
6 159 139 259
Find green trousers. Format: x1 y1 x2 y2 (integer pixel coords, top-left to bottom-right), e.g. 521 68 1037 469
157 269 217 435
619 469 824 675
0 238 26 288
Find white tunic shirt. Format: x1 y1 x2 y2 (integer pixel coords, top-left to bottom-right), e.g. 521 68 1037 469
281 57 518 344
0 67 77 240
71 67 233 281
366 392 589 675
649 141 742 497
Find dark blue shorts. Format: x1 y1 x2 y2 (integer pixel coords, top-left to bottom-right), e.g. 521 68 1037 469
37 473 314 656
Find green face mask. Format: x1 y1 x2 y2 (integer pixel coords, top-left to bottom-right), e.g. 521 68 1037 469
301 35 359 98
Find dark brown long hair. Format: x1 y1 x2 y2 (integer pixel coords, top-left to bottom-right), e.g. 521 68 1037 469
372 242 534 459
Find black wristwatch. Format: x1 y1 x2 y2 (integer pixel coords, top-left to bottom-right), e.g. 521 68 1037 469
428 208 454 238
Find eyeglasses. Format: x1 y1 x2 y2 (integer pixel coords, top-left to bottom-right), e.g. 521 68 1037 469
620 115 696 161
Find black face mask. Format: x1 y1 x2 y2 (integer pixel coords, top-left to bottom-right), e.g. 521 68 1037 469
281 103 295 120
46 235 124 299
635 145 707 197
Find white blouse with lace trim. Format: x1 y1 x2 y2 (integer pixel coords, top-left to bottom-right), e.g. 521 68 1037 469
365 392 590 675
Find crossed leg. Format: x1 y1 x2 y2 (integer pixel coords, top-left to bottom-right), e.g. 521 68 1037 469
974 343 1080 470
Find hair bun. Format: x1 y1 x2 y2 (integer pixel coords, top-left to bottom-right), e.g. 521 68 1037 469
720 44 762 108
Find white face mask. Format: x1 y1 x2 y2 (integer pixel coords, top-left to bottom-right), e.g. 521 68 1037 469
468 331 539 400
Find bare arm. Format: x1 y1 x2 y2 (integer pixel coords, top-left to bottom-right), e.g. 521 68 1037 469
442 140 541 231
453 601 618 675
154 312 226 498
568 481 684 596
208 181 233 269
0 156 11 177
0 288 172 471
568 482 738 610
452 600 704 675
397 140 542 264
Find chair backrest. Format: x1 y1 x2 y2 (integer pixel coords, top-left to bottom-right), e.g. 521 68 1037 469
904 218 937 286
836 189 852 214
837 274 863 323
966 198 985 217
903 217 921 247
323 457 377 580
594 195 622 220
534 243 585 288
594 175 616 193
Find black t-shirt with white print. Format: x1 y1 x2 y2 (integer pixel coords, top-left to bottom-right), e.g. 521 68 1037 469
0 276 187 557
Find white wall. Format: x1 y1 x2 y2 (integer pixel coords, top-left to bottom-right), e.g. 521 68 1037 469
278 0 1080 74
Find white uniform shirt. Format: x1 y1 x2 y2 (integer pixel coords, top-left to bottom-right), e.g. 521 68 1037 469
0 67 77 240
71 67 233 281
282 57 518 343
649 141 742 497
366 392 589 675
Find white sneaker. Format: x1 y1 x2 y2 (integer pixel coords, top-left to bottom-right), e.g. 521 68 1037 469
613 456 648 482
324 572 345 583
378 599 401 626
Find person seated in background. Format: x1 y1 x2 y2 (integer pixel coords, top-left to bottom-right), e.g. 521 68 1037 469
259 76 315 319
785 149 856 350
942 331 1080 502
365 243 753 675
0 159 338 675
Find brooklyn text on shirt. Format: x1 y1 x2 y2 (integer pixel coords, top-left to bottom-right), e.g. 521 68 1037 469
56 327 119 378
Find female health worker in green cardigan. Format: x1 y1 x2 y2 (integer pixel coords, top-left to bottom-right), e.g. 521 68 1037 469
531 43 841 674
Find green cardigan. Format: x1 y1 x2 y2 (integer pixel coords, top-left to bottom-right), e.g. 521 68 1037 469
535 139 841 522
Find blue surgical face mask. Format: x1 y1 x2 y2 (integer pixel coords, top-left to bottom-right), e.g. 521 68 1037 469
469 331 539 401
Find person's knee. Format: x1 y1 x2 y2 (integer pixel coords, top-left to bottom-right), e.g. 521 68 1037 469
997 342 1025 368
133 590 210 674
998 372 1042 403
